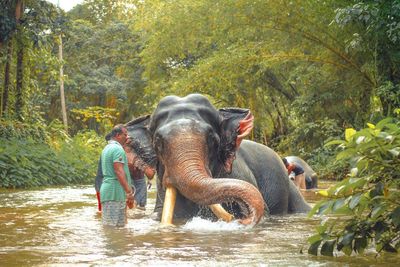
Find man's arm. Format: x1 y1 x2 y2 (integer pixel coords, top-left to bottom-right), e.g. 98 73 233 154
114 162 134 195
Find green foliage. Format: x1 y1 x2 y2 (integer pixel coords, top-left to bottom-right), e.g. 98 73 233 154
275 118 342 154
56 130 105 184
71 106 118 134
307 146 349 181
376 81 400 116
2 0 400 192
0 129 104 189
0 137 81 188
335 1 400 44
60 14 147 130
0 119 47 142
0 0 66 121
335 1 400 117
0 0 17 44
308 117 400 256
134 0 382 142
45 119 72 151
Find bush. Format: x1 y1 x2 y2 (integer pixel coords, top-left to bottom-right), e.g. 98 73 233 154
308 117 400 256
275 118 343 155
56 130 106 184
0 124 105 188
307 146 349 181
0 138 84 188
0 119 48 142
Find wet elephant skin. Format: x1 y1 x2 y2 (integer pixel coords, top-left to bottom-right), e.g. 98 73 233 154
125 94 311 224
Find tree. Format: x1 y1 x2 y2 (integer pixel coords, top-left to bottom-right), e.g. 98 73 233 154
60 3 146 133
1 0 22 117
1 0 63 121
134 0 380 148
334 1 400 117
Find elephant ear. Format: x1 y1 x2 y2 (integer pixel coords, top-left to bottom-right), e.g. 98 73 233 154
219 108 254 173
125 115 158 170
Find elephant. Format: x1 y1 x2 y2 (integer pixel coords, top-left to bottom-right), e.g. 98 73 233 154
285 156 318 189
124 94 310 225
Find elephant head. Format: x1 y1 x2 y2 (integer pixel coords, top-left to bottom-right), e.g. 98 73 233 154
125 94 265 225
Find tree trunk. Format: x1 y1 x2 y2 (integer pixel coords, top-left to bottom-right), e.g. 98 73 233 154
264 69 294 101
59 34 68 131
2 40 13 117
270 94 287 135
15 36 24 121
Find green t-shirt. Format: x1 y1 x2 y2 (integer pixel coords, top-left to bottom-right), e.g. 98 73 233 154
100 140 132 202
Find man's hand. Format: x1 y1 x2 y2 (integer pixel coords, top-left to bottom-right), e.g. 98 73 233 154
126 192 135 209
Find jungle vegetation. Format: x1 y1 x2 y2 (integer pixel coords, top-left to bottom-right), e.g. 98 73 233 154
0 0 399 256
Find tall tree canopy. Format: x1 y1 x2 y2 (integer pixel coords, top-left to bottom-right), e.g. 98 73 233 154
134 0 399 152
1 0 399 153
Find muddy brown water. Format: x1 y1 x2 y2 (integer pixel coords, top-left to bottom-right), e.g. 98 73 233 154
0 183 399 266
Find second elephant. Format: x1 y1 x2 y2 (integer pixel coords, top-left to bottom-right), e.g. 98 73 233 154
285 156 318 189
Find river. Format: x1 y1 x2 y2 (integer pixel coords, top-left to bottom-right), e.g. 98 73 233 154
0 185 398 266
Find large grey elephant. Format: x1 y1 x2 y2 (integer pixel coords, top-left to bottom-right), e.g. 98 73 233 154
125 94 310 225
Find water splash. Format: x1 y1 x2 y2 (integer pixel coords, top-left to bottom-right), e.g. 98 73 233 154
182 217 248 232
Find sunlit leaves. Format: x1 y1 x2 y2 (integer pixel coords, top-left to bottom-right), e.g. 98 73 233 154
309 117 400 256
345 128 357 141
62 13 147 124
134 0 378 146
71 106 118 132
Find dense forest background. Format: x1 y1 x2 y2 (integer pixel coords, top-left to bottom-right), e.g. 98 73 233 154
0 0 399 182
1 0 399 256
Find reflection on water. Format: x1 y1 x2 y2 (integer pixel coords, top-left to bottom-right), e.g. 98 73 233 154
0 185 399 266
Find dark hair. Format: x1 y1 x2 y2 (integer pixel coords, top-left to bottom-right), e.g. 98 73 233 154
105 132 112 141
282 158 288 166
110 124 126 138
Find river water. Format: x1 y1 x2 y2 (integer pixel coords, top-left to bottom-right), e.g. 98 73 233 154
0 185 398 266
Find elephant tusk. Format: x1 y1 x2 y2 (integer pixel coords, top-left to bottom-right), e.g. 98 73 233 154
161 186 177 226
209 204 234 222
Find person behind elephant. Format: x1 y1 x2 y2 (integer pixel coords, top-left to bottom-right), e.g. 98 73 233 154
100 124 135 227
124 137 155 211
282 158 306 190
284 156 318 189
127 153 155 210
95 132 112 213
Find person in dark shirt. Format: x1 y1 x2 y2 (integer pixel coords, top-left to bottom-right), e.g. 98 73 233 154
282 158 306 190
94 132 112 213
125 151 155 211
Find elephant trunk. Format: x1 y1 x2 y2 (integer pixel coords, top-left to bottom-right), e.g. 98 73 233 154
162 132 265 225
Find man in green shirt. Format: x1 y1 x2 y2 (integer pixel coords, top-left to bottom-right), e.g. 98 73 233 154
100 124 135 227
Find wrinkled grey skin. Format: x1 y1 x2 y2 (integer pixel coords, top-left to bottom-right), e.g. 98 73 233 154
125 94 311 222
285 156 318 189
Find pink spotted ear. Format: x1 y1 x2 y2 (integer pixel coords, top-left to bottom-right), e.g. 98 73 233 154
219 108 254 173
236 113 254 147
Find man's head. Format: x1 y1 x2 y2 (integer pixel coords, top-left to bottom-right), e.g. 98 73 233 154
282 158 289 167
110 124 128 145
